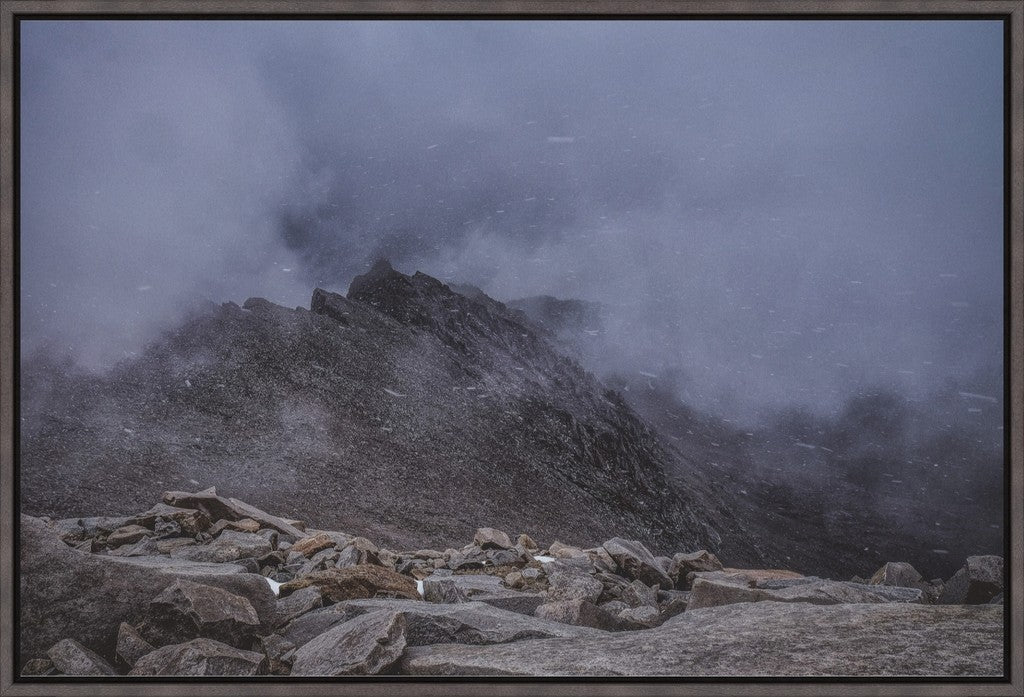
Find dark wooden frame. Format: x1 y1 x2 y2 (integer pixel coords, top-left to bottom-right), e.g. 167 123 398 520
1 2 1021 695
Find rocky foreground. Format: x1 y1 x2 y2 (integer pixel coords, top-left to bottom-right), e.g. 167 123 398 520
20 488 1005 677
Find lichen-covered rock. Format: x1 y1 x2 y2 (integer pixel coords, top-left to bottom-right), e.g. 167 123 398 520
279 565 419 603
128 638 266 676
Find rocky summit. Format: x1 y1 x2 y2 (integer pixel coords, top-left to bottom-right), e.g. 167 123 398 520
21 261 769 566
18 488 1004 677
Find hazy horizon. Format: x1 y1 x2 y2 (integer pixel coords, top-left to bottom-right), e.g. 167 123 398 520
19 19 1004 425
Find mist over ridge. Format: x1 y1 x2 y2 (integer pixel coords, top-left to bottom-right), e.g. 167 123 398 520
20 19 1004 426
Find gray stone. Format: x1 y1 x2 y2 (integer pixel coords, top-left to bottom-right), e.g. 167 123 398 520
688 577 920 610
130 503 211 536
547 563 603 604
400 603 1004 676
256 633 296 675
618 604 661 627
47 638 117 676
115 622 154 667
20 515 276 662
170 530 272 564
473 591 547 616
107 537 161 557
534 599 631 632
473 527 514 550
620 579 659 608
939 556 1004 604
20 658 55 676
289 610 406 675
601 537 673 590
274 585 323 628
143 579 261 648
106 524 153 548
128 637 266 676
422 577 469 604
667 550 723 589
870 561 924 588
161 490 308 539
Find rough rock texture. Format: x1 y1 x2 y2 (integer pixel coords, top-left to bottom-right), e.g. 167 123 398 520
336 599 602 645
534 599 636 632
473 527 514 550
171 530 272 564
938 556 1004 605
19 515 276 664
279 565 419 603
400 602 1004 676
115 622 154 668
143 579 262 648
273 586 324 628
47 639 117 676
601 538 674 589
688 577 921 610
128 638 266 676
289 610 406 676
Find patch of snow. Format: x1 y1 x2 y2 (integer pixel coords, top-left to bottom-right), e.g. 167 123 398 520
794 442 816 450
265 577 281 596
416 579 424 596
532 555 556 563
638 371 658 378
184 380 192 388
382 388 407 398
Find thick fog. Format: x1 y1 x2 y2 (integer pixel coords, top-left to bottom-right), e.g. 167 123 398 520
20 19 1004 423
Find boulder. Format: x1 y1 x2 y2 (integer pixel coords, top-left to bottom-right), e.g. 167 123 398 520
620 580 659 608
209 518 262 536
688 577 920 610
142 579 262 648
618 604 661 628
517 534 538 550
870 561 924 588
273 586 324 628
422 577 469 604
289 532 336 558
130 503 211 536
399 603 1003 676
106 524 152 548
128 638 266 676
19 515 275 662
546 563 603 604
170 530 272 564
548 541 588 559
115 622 154 668
668 550 723 588
47 638 117 676
535 599 633 632
600 538 673 589
107 538 161 557
335 598 602 645
279 565 419 603
939 556 1004 604
161 490 307 539
473 527 514 550
256 633 296 675
289 610 406 676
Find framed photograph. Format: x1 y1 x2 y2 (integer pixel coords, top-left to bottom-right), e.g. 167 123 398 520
1 2 1021 696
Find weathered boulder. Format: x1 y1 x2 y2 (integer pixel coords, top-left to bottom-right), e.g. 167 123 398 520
668 550 723 588
400 603 1004 676
107 538 161 557
209 518 261 536
128 638 266 676
115 622 154 668
20 515 275 662
131 503 211 536
422 577 470 604
170 530 272 564
256 633 296 675
601 538 673 589
289 610 406 676
161 490 307 539
336 599 602 645
620 579 659 608
546 563 603 604
688 577 920 610
273 586 324 628
517 534 538 550
535 599 633 632
548 541 588 559
289 532 336 558
870 561 923 588
142 579 262 648
20 658 55 676
106 524 153 548
473 527 514 550
939 556 1004 604
279 565 419 603
47 638 117 676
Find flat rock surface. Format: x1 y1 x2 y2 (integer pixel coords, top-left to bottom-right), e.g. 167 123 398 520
400 602 1004 676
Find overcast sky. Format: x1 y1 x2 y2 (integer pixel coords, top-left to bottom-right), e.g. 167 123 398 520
20 19 1004 421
